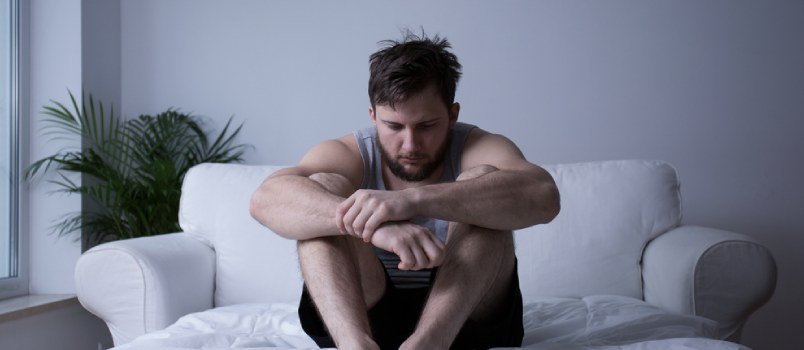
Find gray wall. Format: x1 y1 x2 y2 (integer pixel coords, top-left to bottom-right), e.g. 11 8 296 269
81 0 121 251
117 1 802 349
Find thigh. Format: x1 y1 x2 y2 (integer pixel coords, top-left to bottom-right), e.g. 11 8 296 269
449 258 524 349
299 261 427 350
343 236 389 309
369 287 430 350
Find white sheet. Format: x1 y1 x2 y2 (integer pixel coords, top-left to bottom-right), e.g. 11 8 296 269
112 295 749 350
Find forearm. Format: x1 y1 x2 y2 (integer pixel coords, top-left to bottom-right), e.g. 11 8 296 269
410 168 559 230
250 174 351 240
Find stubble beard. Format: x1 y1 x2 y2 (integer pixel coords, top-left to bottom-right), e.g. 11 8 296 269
378 128 452 183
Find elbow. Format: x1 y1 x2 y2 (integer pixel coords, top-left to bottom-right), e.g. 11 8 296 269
542 184 561 224
528 173 560 225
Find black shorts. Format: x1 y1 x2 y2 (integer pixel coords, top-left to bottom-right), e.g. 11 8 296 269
298 258 524 350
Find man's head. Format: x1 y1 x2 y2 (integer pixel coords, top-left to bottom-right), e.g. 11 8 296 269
368 31 463 182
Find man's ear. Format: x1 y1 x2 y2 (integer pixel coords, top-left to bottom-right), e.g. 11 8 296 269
369 107 377 125
449 102 460 126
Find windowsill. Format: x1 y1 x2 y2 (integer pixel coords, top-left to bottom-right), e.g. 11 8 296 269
0 294 78 324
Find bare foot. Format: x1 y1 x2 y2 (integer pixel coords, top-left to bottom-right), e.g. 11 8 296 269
336 333 380 350
399 333 448 350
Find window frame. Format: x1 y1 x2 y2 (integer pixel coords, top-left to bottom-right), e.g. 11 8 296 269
0 0 28 301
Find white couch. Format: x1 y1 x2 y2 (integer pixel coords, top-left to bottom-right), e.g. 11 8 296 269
74 160 776 349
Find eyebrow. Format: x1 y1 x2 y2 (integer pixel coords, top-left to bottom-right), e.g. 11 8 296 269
381 118 440 126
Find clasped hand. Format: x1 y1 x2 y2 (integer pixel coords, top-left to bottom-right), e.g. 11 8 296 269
335 189 445 270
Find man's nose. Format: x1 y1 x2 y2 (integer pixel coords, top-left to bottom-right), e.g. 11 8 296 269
401 129 420 152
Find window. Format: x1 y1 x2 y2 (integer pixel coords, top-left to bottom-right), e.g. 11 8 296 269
0 0 25 300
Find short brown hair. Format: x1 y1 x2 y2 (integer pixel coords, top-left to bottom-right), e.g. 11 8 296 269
368 30 462 110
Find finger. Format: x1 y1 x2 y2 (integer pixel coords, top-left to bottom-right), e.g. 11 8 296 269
342 202 363 237
352 209 373 238
409 243 429 271
420 236 444 268
418 225 445 250
396 246 415 271
361 215 384 243
434 235 446 250
335 197 355 234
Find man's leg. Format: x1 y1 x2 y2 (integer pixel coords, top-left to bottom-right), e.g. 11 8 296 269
297 172 388 349
401 165 518 350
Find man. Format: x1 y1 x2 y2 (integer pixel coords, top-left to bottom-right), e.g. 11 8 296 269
250 32 560 350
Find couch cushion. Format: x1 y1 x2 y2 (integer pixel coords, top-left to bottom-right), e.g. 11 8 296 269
179 163 302 306
515 160 681 300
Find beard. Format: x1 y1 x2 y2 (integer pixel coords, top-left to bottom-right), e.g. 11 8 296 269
378 128 452 183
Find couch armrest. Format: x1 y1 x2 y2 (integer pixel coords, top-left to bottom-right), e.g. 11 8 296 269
74 232 215 346
642 225 776 342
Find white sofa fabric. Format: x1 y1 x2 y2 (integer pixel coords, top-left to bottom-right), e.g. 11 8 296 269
74 160 776 348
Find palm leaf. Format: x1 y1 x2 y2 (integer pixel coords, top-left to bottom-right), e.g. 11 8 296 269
26 90 250 246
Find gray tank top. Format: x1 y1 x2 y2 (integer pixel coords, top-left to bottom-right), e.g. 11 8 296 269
353 122 477 289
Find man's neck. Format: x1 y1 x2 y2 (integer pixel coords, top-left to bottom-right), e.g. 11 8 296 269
381 162 445 191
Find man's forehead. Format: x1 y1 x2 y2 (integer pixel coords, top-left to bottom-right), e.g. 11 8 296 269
378 115 442 125
375 104 445 123
375 99 448 124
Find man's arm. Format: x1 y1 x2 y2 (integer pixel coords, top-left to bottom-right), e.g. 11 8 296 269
249 137 363 240
338 129 560 241
249 136 445 270
411 131 560 230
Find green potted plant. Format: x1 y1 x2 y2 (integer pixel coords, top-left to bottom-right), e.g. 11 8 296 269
26 91 251 248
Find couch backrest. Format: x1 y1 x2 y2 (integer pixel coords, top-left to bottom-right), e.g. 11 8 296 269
179 159 681 306
514 160 681 301
179 163 299 306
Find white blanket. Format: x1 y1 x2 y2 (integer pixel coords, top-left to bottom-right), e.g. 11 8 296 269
112 295 749 350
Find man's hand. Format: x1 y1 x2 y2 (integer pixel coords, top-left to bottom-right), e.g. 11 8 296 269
336 189 417 242
370 222 445 271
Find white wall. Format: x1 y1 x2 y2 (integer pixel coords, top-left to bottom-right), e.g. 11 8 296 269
28 0 83 294
27 0 122 290
22 0 115 348
117 1 804 348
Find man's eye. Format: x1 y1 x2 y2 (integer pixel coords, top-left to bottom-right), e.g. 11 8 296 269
418 124 434 130
388 124 403 130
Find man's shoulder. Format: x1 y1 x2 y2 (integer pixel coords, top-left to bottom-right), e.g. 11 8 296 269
461 126 523 148
293 134 363 186
461 126 491 151
333 133 360 154
459 126 526 171
308 134 362 168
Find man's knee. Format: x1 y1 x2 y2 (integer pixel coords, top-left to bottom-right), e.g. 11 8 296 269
296 235 370 267
297 234 351 256
308 172 355 197
456 164 499 181
446 222 514 256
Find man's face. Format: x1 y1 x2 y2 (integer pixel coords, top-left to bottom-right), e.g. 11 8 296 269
370 86 459 182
